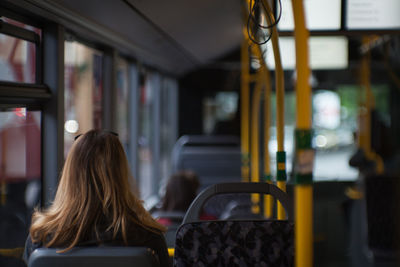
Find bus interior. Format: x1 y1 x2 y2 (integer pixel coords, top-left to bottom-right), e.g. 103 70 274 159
0 0 400 266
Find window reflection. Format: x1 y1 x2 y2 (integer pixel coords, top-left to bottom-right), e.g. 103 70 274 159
116 58 129 154
0 108 41 265
0 33 36 83
0 17 40 84
160 78 177 187
64 41 103 156
138 72 154 200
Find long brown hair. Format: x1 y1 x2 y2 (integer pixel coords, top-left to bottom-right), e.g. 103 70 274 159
30 130 165 252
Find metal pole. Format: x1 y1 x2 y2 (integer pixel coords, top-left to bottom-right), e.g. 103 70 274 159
291 1 314 266
260 0 287 220
241 38 251 183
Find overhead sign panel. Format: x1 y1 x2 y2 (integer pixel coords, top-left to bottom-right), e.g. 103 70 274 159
346 0 400 29
264 36 348 70
278 0 342 31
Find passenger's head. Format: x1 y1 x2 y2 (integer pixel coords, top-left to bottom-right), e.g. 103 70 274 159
30 129 165 251
59 130 132 207
162 170 199 212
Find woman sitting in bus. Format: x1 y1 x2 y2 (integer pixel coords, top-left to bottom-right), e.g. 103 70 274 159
155 170 216 226
23 130 169 266
155 170 200 226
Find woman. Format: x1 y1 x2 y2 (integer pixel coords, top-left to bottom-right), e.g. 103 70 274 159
23 130 169 266
156 171 216 227
161 170 199 213
155 170 200 227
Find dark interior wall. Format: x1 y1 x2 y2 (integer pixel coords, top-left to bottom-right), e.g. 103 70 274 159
178 49 242 136
178 86 204 135
390 80 400 155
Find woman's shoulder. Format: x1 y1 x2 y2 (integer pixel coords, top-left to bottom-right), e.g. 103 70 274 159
126 223 164 242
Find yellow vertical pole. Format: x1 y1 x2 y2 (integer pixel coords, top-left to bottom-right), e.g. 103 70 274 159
250 40 273 217
250 55 263 213
0 181 5 206
292 1 314 267
241 38 251 183
263 63 273 218
260 0 287 220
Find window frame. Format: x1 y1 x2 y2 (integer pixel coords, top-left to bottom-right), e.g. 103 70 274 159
0 2 179 208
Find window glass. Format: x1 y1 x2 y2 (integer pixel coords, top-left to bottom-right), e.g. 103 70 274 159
312 90 358 180
138 72 154 200
203 91 239 135
64 41 103 156
268 90 358 181
160 78 178 189
116 58 129 154
0 107 41 265
267 86 389 182
0 17 41 84
0 33 36 83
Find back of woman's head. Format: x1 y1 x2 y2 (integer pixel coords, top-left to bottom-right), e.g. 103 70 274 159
162 170 199 212
30 129 165 251
59 130 130 213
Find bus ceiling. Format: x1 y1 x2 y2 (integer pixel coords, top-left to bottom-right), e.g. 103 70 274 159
3 0 243 77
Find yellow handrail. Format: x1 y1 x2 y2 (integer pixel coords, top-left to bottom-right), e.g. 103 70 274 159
0 247 24 259
263 62 273 219
251 44 274 218
291 1 314 267
241 38 251 183
250 52 263 213
168 248 174 257
0 181 5 206
260 0 287 220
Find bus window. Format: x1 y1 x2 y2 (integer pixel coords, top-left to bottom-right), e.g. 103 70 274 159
116 57 130 154
0 16 41 84
138 72 155 200
64 41 103 156
203 91 239 135
0 107 41 265
160 78 178 188
313 90 358 181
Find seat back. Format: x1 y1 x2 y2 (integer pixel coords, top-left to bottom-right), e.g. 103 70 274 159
174 220 294 266
174 182 294 267
28 247 160 267
171 135 242 190
183 182 293 223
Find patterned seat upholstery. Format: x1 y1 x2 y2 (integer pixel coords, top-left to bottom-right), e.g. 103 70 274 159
174 183 294 267
174 220 294 267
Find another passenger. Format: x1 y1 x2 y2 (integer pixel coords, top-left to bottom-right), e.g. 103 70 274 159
156 170 215 226
23 130 169 266
156 170 199 226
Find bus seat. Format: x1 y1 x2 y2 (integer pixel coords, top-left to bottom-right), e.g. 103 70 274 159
174 182 294 266
171 135 242 190
219 200 264 220
28 247 160 267
182 182 293 223
174 220 293 266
